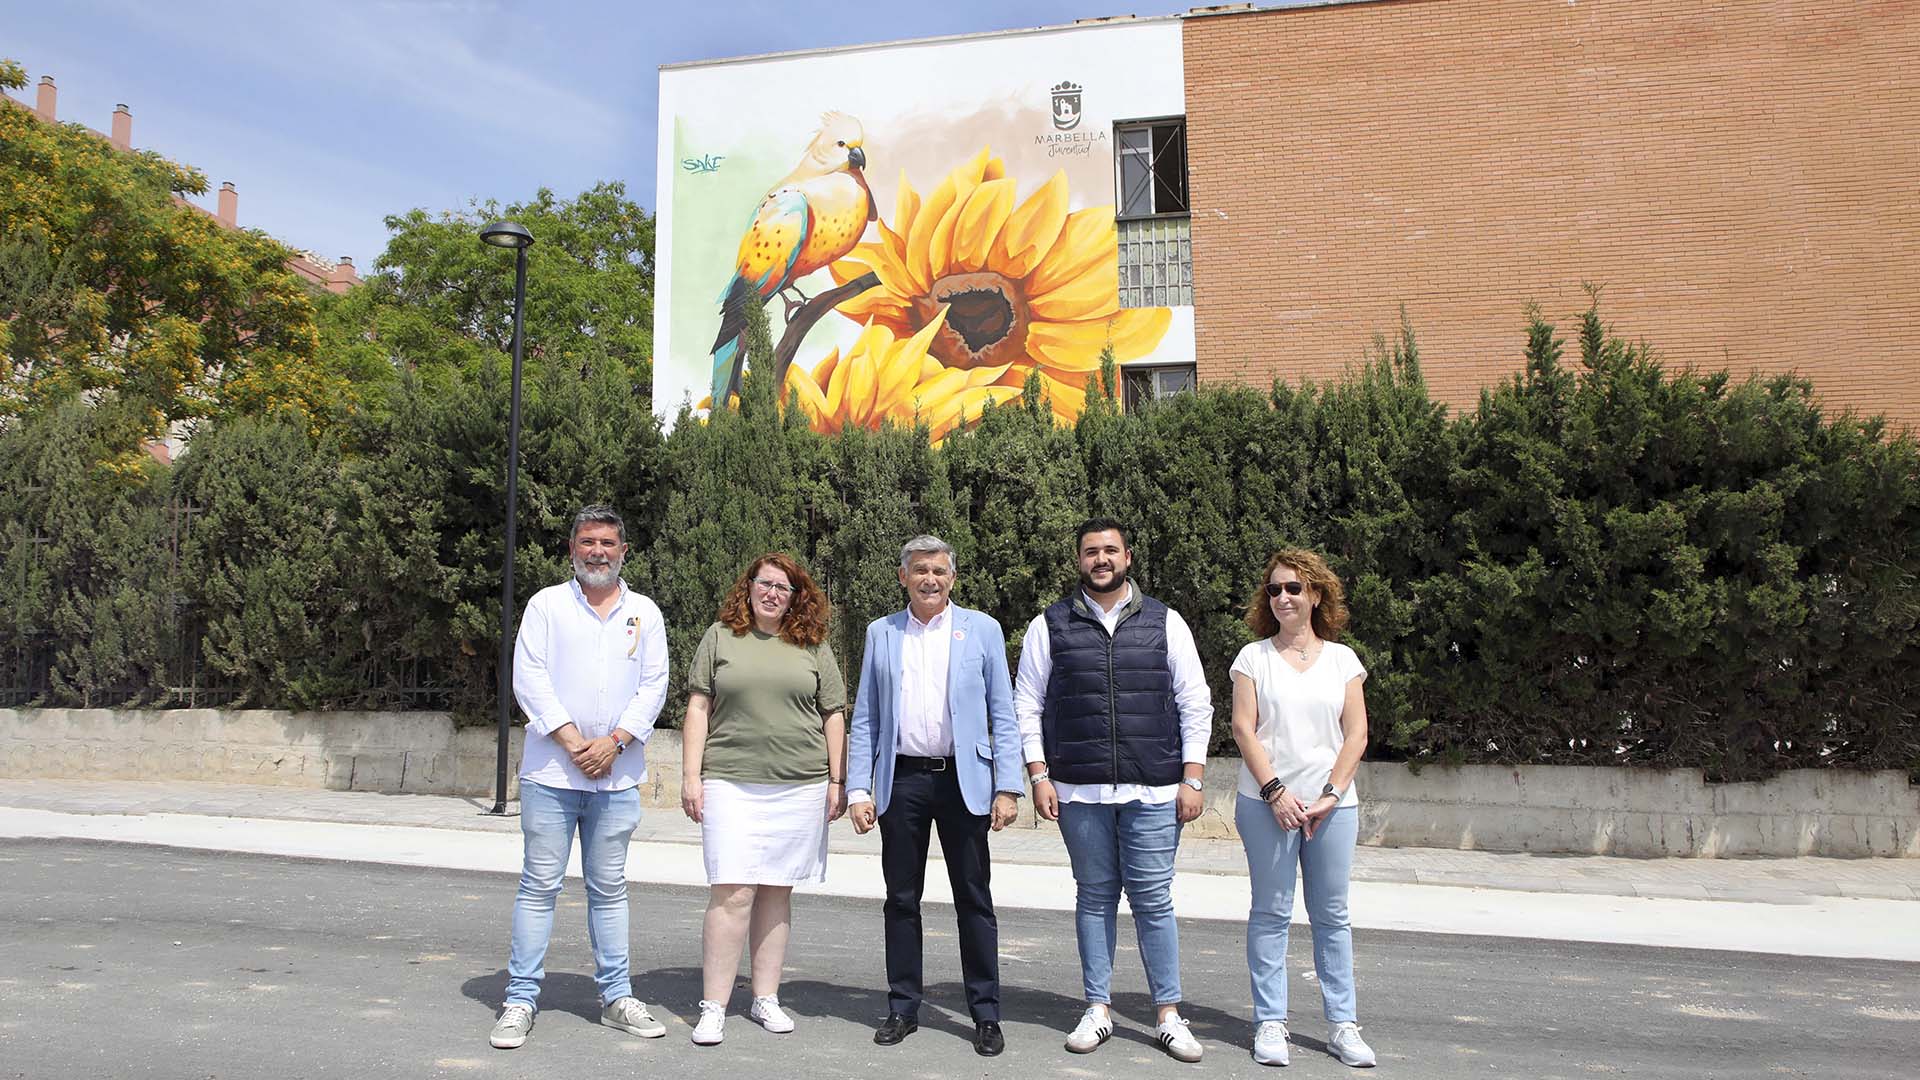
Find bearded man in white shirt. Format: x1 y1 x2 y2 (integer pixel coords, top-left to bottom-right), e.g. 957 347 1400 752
1014 517 1214 1064
489 506 671 1051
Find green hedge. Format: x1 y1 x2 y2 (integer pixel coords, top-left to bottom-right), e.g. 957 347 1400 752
3 305 1915 780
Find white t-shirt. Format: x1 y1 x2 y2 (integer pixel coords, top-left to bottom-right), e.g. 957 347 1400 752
1229 638 1367 808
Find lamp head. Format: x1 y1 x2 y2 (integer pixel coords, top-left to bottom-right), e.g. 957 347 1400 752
479 220 534 250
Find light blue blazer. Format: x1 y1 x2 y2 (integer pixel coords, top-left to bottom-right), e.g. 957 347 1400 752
848 604 1023 817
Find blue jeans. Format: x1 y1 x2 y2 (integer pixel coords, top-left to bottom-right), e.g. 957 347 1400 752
1058 799 1183 1006
504 781 642 1010
1237 796 1359 1023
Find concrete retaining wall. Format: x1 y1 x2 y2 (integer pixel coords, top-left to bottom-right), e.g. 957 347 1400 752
0 707 525 800
1354 762 1920 859
2 708 1913 857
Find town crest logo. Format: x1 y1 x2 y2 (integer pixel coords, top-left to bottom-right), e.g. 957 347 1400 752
1051 81 1082 131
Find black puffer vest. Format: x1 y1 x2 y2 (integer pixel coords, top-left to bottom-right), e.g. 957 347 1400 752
1040 589 1182 786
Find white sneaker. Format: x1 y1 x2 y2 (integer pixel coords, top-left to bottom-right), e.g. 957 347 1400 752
749 994 795 1034
1253 1020 1291 1065
601 996 666 1038
690 1000 726 1045
1157 1013 1204 1063
1328 1021 1376 1067
1064 1005 1113 1053
489 1003 534 1049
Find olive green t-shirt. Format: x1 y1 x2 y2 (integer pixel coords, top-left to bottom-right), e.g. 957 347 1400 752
688 621 847 784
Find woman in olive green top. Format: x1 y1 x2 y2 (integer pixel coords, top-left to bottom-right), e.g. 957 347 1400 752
681 552 846 1046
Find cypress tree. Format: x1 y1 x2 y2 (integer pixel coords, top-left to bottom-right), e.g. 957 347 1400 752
942 372 1086 656
638 301 818 710
0 401 173 705
174 416 353 707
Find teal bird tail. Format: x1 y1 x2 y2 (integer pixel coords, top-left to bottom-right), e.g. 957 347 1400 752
709 275 756 406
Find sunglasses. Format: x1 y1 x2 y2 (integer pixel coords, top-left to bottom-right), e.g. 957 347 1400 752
1264 581 1306 598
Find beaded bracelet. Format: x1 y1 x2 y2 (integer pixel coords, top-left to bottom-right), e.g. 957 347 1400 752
1259 777 1285 803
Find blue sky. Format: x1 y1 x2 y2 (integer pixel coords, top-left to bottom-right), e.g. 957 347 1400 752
6 0 1190 269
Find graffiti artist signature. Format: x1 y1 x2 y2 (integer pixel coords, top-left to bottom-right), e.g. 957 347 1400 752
682 154 726 174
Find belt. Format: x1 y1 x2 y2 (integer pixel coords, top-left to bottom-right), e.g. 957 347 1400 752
895 754 955 772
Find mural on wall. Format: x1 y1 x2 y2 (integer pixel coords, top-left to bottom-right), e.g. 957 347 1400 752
707 112 875 408
656 19 1193 436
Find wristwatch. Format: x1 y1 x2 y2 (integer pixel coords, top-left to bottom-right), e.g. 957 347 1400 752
1180 776 1204 792
1321 782 1340 800
614 735 628 755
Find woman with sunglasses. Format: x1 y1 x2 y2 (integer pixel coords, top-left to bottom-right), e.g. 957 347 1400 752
680 552 847 1046
1228 549 1377 1069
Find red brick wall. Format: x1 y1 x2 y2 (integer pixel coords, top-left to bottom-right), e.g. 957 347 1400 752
1184 0 1920 429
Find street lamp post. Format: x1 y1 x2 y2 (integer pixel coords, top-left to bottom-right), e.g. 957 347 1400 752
479 220 534 816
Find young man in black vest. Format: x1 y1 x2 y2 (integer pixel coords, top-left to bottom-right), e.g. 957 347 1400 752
1012 517 1213 1063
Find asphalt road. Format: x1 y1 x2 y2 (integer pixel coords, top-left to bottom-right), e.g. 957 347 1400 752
1 838 1912 1079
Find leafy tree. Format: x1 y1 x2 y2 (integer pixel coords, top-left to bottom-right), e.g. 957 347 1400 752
1 58 348 440
325 183 657 411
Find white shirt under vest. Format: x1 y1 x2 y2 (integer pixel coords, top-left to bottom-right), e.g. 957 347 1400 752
1012 582 1213 805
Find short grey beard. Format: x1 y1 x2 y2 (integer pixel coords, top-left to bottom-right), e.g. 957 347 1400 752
573 556 623 589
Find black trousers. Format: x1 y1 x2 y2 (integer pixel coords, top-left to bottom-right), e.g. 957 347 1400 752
878 759 1000 1022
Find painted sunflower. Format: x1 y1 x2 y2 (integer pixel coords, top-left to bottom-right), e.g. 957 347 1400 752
827 148 1171 424
785 305 1021 441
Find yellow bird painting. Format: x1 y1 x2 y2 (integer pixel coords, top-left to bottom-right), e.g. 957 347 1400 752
709 112 876 406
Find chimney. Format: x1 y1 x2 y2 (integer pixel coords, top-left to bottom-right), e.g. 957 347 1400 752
217 182 237 227
35 75 56 121
110 104 131 150
327 256 360 294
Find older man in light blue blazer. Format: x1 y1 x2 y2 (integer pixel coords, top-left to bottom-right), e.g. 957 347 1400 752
847 534 1024 1057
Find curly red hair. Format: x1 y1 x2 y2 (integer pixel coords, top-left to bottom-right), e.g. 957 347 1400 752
717 552 830 647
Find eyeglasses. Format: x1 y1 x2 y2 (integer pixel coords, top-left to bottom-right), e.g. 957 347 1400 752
752 578 796 596
1264 581 1306 598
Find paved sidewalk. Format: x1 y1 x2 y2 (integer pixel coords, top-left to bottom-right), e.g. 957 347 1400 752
3 778 1915 904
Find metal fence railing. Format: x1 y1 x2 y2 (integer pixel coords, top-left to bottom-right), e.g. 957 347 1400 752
0 626 460 712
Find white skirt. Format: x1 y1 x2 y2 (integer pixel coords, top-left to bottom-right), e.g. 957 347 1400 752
700 778 830 886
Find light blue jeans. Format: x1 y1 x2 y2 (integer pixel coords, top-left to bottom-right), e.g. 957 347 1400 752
1058 799 1184 1006
1237 796 1359 1023
504 781 642 1010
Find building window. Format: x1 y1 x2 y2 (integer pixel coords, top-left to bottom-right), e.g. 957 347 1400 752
1116 118 1189 219
1116 117 1191 308
1122 362 1197 412
1118 216 1192 307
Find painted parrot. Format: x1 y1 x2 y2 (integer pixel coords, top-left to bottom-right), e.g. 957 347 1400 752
709 112 876 406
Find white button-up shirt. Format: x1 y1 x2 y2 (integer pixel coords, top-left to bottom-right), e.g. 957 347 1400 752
513 578 669 792
1012 582 1213 805
896 603 955 757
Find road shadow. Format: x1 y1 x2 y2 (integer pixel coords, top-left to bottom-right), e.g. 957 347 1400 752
465 962 1249 1053
461 969 609 1025
760 975 1247 1053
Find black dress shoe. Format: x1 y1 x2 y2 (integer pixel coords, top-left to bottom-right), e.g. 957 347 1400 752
974 1020 1005 1056
874 1013 918 1045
